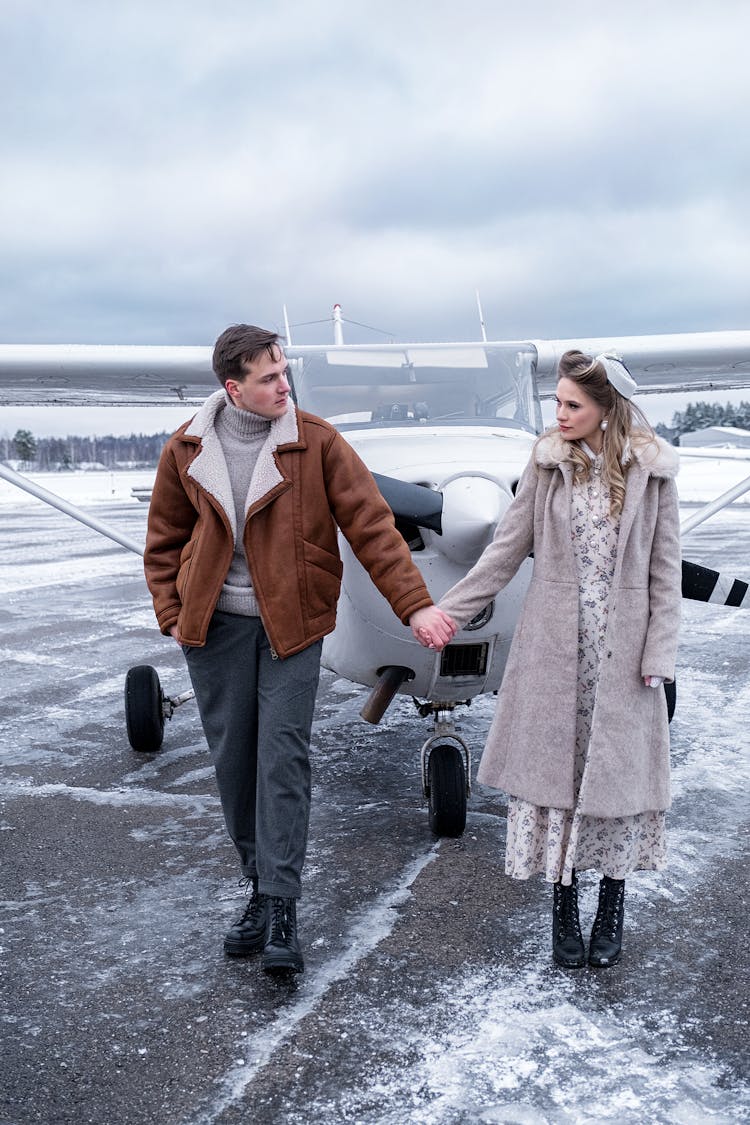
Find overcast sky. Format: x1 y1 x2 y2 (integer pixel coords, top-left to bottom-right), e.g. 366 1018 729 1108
2 1 749 435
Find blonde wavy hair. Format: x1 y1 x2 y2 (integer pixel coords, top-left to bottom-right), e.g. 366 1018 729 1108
553 350 657 517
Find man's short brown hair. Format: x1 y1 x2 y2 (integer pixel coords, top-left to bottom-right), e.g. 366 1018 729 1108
212 324 283 387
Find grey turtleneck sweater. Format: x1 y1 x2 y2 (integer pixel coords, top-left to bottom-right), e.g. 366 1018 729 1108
214 396 272 617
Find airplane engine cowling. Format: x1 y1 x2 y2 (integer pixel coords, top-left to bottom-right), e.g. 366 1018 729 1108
436 473 513 566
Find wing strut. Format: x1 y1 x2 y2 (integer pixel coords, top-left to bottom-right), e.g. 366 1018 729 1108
0 463 144 556
679 473 750 537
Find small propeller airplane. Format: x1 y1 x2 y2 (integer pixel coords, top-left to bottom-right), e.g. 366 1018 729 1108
2 305 749 837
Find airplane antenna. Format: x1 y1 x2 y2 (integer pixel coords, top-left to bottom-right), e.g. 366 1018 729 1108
283 304 293 345
333 303 344 345
475 289 488 342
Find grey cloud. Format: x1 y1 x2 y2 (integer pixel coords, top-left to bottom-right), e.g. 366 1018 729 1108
1 1 749 348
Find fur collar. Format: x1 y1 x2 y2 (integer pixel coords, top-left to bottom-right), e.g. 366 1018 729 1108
182 390 300 538
534 429 679 478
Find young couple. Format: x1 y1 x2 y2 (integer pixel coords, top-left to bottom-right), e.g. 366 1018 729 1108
145 329 679 973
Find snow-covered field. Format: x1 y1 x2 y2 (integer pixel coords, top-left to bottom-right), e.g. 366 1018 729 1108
0 467 156 506
0 447 748 509
677 451 750 503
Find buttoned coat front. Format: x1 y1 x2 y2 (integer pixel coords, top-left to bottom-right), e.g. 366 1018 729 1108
439 431 681 819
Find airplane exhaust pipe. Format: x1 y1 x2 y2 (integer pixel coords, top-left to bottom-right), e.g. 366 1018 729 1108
360 665 412 725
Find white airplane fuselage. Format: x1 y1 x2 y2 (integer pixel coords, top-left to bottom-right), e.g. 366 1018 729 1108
324 423 536 704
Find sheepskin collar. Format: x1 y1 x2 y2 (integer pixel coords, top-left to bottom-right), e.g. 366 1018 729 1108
534 430 679 479
184 389 299 447
181 390 301 538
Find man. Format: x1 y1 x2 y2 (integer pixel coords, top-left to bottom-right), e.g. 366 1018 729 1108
144 324 454 974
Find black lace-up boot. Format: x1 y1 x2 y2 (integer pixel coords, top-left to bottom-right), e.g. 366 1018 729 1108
588 876 625 968
223 879 269 957
262 896 304 975
552 873 586 968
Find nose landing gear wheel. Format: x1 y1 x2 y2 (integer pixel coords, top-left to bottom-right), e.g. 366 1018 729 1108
125 664 165 753
426 743 467 837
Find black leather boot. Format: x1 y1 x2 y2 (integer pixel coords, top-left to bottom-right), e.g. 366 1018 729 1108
223 880 269 957
262 896 304 975
588 876 625 968
552 874 586 968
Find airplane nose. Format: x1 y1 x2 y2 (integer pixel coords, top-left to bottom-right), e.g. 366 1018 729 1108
437 473 512 566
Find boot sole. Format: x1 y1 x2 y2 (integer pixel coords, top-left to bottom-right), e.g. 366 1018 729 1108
552 952 586 969
262 954 304 975
224 937 265 957
588 950 622 968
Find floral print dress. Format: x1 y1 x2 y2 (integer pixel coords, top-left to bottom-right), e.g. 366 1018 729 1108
504 447 667 886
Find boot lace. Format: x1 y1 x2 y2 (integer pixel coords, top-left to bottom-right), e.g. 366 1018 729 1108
556 880 583 940
236 880 265 925
268 896 290 942
593 879 624 940
239 895 260 925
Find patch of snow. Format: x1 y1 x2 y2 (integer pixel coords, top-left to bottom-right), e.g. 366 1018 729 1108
0 777 217 812
190 845 441 1124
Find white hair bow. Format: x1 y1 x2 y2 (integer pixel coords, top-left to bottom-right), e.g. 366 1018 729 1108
595 353 637 400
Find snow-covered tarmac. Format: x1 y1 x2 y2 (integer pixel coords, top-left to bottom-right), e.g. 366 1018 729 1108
0 467 748 1124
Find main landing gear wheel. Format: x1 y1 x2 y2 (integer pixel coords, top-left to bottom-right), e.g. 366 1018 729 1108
426 743 467 838
125 664 165 753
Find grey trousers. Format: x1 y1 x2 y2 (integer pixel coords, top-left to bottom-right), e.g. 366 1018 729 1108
184 612 322 899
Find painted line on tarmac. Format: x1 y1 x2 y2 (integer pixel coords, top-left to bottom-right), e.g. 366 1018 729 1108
191 843 441 1125
0 777 217 812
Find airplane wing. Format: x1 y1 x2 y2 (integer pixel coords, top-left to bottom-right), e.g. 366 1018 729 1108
0 344 215 405
2 330 750 406
531 330 750 396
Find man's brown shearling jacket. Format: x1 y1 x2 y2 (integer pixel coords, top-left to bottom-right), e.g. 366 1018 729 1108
144 391 434 658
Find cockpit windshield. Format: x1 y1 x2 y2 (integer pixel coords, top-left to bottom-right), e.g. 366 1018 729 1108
286 343 542 433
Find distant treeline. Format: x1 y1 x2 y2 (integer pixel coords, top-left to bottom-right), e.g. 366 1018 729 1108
657 400 750 442
3 401 750 469
2 430 172 470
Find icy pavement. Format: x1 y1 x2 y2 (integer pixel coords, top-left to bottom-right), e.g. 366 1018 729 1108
0 495 748 1124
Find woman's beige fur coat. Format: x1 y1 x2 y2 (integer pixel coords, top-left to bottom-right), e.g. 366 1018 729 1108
439 431 681 818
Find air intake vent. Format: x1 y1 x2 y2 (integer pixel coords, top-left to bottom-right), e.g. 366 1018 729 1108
440 643 489 678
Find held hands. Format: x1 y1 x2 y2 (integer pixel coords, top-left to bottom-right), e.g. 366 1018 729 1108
643 676 665 688
410 606 457 651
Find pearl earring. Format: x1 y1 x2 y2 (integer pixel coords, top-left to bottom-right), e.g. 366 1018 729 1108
600 418 608 431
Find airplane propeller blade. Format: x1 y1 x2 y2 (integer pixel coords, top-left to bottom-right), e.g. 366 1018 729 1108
682 559 749 608
372 473 443 534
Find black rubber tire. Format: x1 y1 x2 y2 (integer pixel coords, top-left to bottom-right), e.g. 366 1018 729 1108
124 665 165 753
427 743 467 838
665 678 676 724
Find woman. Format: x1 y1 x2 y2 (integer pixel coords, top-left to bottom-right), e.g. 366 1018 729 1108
420 350 681 969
